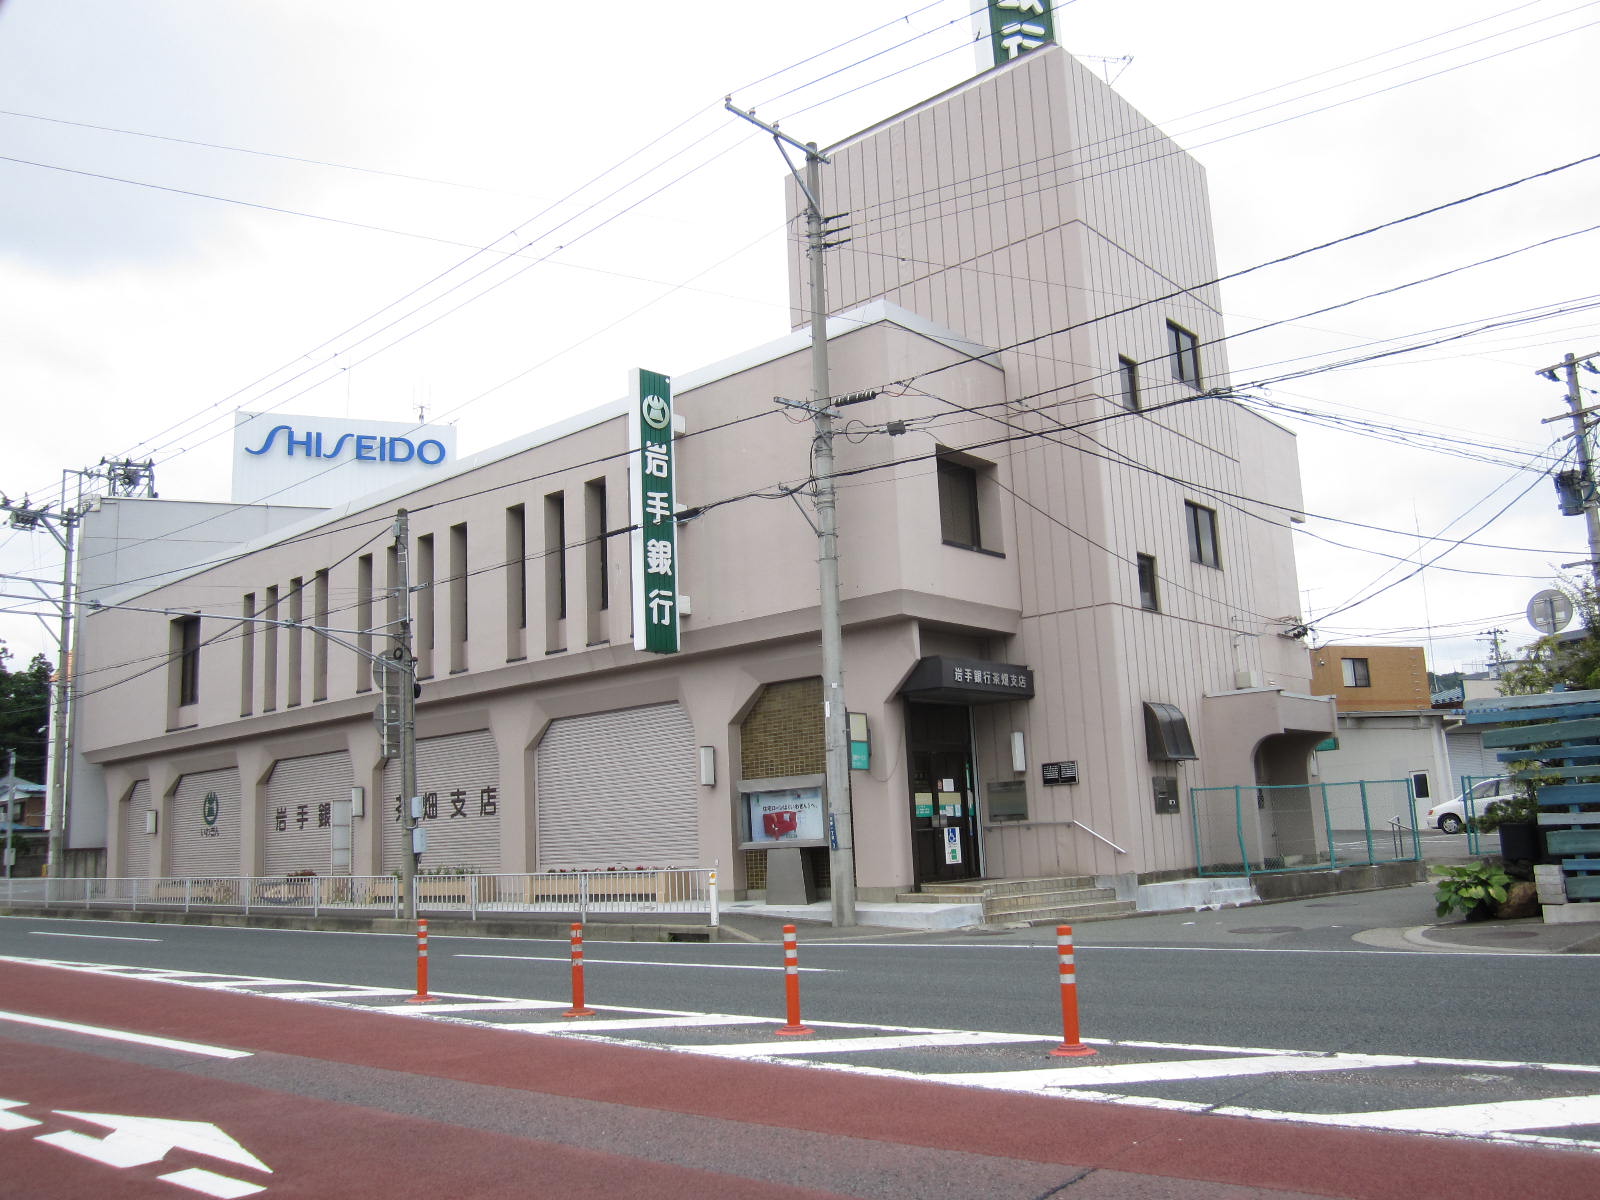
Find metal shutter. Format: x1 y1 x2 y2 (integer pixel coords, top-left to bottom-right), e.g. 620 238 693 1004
263 751 353 875
382 730 500 873
535 703 698 869
121 780 152 877
1445 729 1497 790
169 768 242 876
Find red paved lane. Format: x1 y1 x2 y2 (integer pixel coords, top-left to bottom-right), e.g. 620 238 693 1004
2 959 1595 1199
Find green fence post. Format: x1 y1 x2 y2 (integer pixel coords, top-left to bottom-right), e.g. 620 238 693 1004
1359 781 1374 865
1234 786 1251 878
1321 782 1336 867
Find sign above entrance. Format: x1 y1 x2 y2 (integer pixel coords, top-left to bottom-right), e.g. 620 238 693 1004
899 656 1035 705
629 367 680 654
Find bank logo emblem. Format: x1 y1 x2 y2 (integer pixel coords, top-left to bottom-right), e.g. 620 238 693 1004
202 791 219 828
641 393 671 430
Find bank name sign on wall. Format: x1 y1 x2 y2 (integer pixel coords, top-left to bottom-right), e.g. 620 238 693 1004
629 368 680 654
232 411 458 508
986 0 1054 66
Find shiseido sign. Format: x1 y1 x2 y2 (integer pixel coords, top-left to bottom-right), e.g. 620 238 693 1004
232 411 458 508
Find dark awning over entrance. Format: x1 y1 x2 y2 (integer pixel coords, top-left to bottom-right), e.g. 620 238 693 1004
899 656 1035 705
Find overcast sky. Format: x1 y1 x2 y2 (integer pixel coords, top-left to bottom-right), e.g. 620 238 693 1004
2 0 1596 680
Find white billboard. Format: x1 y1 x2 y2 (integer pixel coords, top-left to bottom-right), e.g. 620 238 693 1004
232 412 458 508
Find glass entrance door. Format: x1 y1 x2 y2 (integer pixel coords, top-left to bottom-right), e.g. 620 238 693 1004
906 702 980 885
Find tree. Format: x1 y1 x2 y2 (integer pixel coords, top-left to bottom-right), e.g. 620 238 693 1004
0 642 54 782
1499 577 1600 696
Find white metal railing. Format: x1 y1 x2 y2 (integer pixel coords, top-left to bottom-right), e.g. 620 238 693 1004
1065 819 1128 855
0 868 719 926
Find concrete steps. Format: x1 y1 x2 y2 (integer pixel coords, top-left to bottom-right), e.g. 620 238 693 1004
897 876 1137 926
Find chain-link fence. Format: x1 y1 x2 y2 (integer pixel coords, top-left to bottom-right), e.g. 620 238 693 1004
1191 779 1421 876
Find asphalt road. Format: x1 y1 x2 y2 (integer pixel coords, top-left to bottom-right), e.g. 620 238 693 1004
3 955 1596 1200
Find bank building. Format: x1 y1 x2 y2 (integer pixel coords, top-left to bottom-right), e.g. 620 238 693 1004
61 41 1336 919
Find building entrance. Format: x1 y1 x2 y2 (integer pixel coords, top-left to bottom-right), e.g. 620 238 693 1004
906 702 980 885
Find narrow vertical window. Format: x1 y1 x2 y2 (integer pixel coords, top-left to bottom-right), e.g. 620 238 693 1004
1136 554 1159 611
1167 321 1201 388
937 458 980 549
240 593 255 717
545 492 566 653
286 577 303 708
449 522 468 673
171 615 201 719
1118 355 1141 412
312 569 329 702
416 534 435 679
585 479 608 645
262 585 279 712
506 504 527 661
356 554 373 693
1185 501 1220 569
385 544 401 642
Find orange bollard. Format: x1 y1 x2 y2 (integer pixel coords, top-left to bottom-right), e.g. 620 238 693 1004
1049 924 1095 1057
563 923 596 1017
774 924 813 1036
406 918 437 1003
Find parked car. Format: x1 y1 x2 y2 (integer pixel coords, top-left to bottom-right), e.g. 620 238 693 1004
1426 776 1512 834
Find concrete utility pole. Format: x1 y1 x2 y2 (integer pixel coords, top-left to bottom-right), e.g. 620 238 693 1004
0 492 82 883
1539 350 1600 589
393 508 421 919
725 100 857 926
1480 628 1508 678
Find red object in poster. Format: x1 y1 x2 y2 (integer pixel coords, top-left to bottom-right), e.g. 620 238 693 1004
763 810 798 839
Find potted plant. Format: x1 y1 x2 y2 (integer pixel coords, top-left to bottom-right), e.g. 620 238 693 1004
1471 779 1544 864
1434 862 1513 923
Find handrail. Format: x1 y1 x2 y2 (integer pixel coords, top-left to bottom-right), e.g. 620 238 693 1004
1066 819 1128 855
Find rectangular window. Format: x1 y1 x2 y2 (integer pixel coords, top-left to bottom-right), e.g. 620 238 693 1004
416 533 435 679
1168 320 1201 388
585 479 608 645
1342 657 1371 688
545 492 566 653
175 615 201 707
1118 355 1141 412
239 593 255 717
262 585 279 712
506 502 527 619
449 523 468 673
1136 553 1159 611
287 577 303 708
937 457 981 549
356 554 373 693
312 569 329 702
1185 501 1220 569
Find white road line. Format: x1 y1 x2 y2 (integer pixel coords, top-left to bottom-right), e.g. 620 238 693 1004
244 987 415 1000
0 1009 251 1059
454 953 833 972
378 998 572 1014
514 1014 772 1032
1241 1095 1600 1135
28 932 162 942
691 1031 1052 1058
921 1053 1418 1091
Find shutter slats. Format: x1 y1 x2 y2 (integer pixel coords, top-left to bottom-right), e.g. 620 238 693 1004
169 768 242 876
535 703 698 869
263 752 352 874
382 731 500 873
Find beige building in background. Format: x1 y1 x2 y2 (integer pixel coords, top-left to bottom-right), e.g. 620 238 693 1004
69 47 1333 901
1310 645 1433 713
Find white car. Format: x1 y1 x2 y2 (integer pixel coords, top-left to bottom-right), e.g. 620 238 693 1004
1426 776 1512 834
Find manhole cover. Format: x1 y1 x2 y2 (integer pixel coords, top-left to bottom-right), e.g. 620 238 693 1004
1227 925 1302 934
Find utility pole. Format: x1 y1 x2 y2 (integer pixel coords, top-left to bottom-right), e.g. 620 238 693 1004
726 100 857 926
0 492 83 884
393 508 420 919
1539 349 1600 589
1480 628 1508 678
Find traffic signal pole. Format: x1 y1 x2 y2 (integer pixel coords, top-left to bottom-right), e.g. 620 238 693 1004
394 508 420 919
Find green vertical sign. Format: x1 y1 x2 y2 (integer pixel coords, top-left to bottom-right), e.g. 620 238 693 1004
988 0 1054 67
633 368 679 654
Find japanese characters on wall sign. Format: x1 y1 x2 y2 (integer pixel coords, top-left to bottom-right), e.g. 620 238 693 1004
630 368 680 654
987 0 1054 67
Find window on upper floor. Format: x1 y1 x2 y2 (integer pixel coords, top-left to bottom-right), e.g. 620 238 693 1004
1185 501 1221 569
172 615 201 707
1118 355 1141 412
936 450 1002 555
1168 320 1201 389
1137 553 1160 611
1342 657 1371 687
